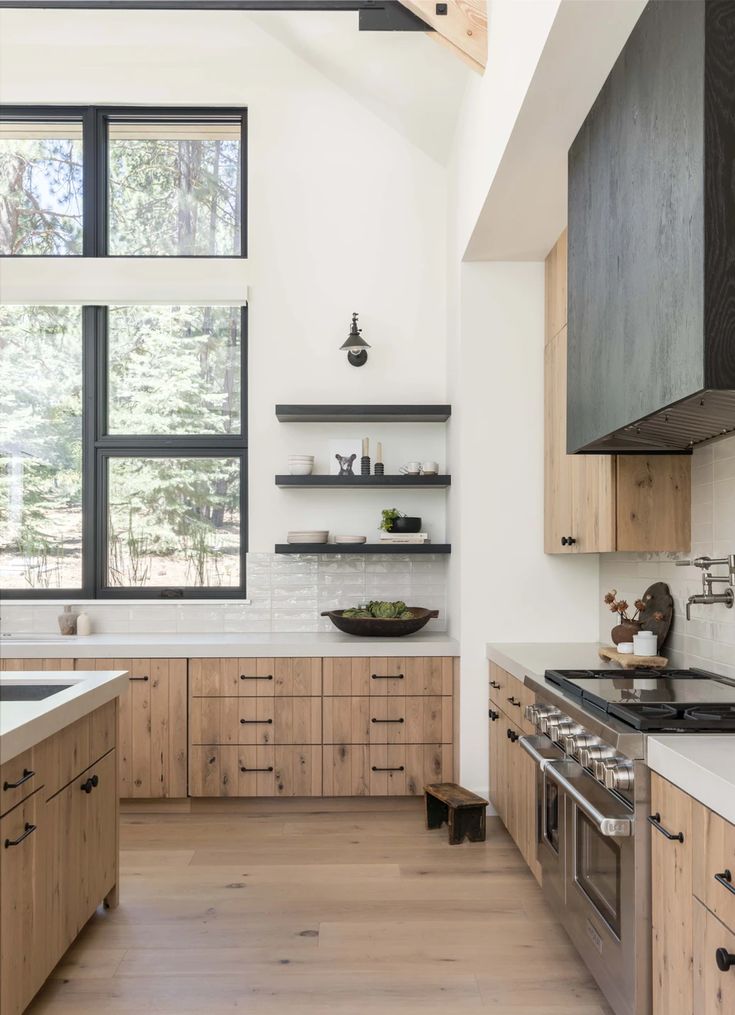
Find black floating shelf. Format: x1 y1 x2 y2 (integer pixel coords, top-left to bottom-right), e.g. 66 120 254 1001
275 404 451 423
275 543 451 555
275 475 451 489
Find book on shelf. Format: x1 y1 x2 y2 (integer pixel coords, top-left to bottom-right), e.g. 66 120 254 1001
379 532 429 543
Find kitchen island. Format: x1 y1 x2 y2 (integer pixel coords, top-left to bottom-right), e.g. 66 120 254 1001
0 668 128 1015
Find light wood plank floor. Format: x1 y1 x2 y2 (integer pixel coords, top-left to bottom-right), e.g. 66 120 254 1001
29 800 613 1014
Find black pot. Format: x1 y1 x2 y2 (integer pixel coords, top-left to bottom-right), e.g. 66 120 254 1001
391 517 421 533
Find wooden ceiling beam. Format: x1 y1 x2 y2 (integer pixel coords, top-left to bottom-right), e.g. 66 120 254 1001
398 0 487 73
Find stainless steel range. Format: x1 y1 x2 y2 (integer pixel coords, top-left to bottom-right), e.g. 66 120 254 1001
519 666 735 1015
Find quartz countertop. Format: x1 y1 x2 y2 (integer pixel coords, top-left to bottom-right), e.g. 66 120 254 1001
486 642 616 683
647 735 735 825
1 631 459 659
0 669 129 764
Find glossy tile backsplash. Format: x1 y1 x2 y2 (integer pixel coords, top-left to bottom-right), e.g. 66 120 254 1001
599 434 735 679
1 553 449 635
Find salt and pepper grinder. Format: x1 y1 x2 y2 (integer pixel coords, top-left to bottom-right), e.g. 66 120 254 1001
374 441 384 476
361 437 371 476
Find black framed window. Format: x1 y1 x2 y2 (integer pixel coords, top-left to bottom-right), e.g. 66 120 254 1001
0 304 248 598
0 106 247 257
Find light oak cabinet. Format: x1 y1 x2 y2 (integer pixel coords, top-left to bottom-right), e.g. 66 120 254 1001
544 231 691 554
488 664 541 882
651 773 735 1015
0 703 118 1015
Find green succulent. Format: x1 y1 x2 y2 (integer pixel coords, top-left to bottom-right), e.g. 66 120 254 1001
343 601 414 620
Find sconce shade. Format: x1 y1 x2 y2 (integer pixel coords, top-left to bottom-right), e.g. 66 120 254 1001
340 313 371 352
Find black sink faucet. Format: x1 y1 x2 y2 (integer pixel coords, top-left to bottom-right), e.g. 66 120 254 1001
677 555 735 619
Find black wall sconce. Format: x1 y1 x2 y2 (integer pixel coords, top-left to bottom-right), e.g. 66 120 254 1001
340 312 370 367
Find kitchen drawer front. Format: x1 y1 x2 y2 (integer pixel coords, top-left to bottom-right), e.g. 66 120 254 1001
37 701 116 800
694 802 735 935
273 658 321 696
489 661 509 706
322 744 452 797
190 658 275 697
323 696 371 743
369 657 453 696
190 697 321 746
189 745 321 797
322 696 452 745
0 747 41 818
323 657 371 696
0 658 74 672
693 898 735 1014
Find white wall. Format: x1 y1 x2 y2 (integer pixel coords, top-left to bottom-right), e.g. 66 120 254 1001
0 10 450 552
452 263 599 797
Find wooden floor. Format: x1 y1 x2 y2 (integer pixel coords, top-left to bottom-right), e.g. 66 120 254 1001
29 800 613 1014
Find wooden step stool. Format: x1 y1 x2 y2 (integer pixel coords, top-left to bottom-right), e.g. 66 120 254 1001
424 782 488 845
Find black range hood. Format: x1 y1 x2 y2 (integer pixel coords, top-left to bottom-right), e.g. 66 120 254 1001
567 0 735 454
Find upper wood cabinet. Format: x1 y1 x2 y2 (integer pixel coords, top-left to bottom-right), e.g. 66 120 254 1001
544 231 691 554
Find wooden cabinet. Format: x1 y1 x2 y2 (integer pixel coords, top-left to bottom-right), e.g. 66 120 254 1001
190 657 320 697
189 745 321 797
1 746 41 818
0 702 118 1015
544 231 691 554
322 744 452 797
651 772 694 1015
83 658 187 798
693 899 735 1014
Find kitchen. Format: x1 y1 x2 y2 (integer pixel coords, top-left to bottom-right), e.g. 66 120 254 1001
0 1 733 1013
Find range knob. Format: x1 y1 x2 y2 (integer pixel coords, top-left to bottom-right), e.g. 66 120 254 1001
528 704 557 726
551 721 582 744
604 762 635 792
593 757 618 782
579 744 616 769
539 711 564 734
563 732 596 756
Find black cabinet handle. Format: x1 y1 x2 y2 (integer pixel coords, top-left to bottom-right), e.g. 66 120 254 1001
371 717 404 724
240 674 273 681
507 696 521 707
240 718 273 724
129 675 149 682
506 729 519 743
490 680 501 689
371 765 405 772
4 822 36 848
3 768 34 791
80 775 99 794
647 813 684 842
561 536 577 546
240 765 274 773
715 869 735 896
716 948 735 973
371 674 404 680
488 709 499 721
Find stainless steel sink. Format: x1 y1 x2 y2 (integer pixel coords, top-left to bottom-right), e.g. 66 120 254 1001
0 684 75 701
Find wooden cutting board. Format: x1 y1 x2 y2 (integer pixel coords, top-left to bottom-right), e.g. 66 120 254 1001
599 645 669 670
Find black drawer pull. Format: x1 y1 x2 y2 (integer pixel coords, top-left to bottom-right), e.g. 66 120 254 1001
81 775 99 794
716 948 735 972
488 709 499 721
371 674 404 680
240 765 274 773
371 717 404 724
715 869 735 896
4 822 36 848
371 765 405 772
506 729 519 743
507 696 521 707
240 674 273 681
129 675 149 682
240 718 273 724
490 680 501 689
3 768 34 791
648 813 684 842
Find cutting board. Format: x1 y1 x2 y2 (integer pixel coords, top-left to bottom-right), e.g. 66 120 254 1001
599 645 669 670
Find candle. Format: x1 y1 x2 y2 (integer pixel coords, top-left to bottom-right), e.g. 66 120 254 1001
376 442 383 464
362 437 369 457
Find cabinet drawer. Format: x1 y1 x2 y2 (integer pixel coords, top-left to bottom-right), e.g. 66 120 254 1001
189 745 321 797
694 898 735 1014
322 697 452 745
190 658 321 697
190 697 321 745
322 744 452 797
0 748 40 818
489 662 509 706
369 657 453 696
694 802 735 935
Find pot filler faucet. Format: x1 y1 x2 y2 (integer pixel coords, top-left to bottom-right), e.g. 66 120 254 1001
677 555 735 619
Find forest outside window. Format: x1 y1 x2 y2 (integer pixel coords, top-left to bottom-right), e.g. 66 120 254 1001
0 106 247 256
0 304 247 598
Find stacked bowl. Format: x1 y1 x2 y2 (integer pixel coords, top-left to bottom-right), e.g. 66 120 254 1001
288 454 314 476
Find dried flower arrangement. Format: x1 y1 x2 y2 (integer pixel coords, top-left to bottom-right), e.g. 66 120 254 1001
603 589 666 646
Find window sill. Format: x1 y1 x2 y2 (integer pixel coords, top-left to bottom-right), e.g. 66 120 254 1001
3 599 252 607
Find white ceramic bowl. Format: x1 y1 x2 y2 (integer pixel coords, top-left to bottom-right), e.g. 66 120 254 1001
287 530 328 544
617 642 635 654
288 463 314 475
333 535 367 544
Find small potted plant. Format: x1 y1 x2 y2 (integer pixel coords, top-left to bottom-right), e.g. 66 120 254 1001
380 509 421 534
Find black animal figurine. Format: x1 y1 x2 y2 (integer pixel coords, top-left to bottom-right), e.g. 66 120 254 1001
335 453 356 476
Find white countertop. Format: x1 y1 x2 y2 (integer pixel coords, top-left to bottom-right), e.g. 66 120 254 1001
0 631 459 659
486 642 616 682
647 735 735 825
0 670 129 764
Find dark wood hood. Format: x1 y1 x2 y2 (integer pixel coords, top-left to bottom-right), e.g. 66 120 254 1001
567 0 735 454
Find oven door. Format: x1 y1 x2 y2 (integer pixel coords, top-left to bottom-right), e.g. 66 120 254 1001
519 736 566 909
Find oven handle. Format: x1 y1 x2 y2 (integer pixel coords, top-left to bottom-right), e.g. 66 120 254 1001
544 761 634 838
519 735 554 771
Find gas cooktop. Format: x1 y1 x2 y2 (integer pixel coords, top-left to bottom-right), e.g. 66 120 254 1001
544 667 735 731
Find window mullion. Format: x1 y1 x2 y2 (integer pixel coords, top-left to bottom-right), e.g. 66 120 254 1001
82 306 99 596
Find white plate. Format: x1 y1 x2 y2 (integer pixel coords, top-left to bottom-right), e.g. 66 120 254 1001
333 535 367 544
287 531 328 544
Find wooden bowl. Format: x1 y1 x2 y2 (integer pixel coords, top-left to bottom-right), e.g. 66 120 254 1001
320 607 439 637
